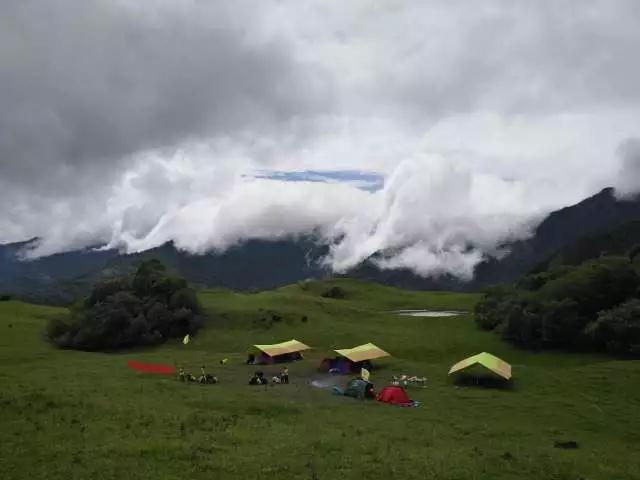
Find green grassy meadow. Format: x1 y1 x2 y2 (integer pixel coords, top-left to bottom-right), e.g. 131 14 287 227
1 278 639 479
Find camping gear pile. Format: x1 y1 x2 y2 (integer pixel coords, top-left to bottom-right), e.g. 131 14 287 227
392 375 427 387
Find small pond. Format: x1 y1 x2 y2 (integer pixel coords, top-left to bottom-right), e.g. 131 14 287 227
392 309 465 317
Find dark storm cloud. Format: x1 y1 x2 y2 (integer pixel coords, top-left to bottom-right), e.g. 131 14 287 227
324 1 640 120
0 0 330 194
2 0 639 198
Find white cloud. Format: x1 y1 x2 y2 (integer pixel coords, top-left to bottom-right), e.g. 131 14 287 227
324 153 539 275
4 0 640 279
613 138 640 198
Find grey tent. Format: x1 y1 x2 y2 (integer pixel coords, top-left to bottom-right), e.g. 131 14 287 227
343 378 375 400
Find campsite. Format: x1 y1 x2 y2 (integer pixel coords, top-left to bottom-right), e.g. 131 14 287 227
4 2 640 478
2 278 640 480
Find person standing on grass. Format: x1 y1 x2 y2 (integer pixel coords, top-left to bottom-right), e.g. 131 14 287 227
280 366 289 384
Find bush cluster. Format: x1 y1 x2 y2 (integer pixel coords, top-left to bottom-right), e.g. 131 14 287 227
475 256 640 356
321 286 346 299
47 259 203 351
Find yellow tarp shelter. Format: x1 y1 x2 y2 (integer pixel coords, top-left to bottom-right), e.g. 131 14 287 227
448 352 512 380
335 343 391 363
253 339 311 357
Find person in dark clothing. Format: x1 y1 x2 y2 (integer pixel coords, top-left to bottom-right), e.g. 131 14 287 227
198 366 218 384
280 366 289 384
178 367 196 382
249 371 268 385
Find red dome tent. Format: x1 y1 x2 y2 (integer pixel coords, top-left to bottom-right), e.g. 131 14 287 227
376 386 415 406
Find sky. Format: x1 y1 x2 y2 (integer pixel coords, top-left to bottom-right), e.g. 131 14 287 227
1 0 640 279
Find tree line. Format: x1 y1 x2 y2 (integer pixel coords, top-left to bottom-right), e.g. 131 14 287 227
475 255 640 357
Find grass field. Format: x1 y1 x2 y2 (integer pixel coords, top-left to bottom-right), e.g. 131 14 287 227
1 278 639 480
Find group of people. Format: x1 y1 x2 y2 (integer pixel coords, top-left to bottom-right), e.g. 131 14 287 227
249 366 289 385
178 366 218 384
178 362 292 386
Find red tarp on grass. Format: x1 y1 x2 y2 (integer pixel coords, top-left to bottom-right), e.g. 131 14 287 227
127 360 175 375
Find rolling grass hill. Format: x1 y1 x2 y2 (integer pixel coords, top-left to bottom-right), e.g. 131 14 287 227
1 279 639 479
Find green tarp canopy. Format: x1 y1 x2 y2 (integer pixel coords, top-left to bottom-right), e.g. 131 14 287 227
448 352 512 380
252 339 311 357
334 343 390 362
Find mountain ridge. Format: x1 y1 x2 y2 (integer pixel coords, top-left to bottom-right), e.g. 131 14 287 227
2 187 640 304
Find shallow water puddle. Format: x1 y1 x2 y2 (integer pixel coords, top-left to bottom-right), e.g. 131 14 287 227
392 309 464 317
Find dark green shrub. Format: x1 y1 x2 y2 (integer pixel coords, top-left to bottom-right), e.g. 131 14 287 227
46 260 202 351
86 278 130 307
540 299 587 348
132 259 166 296
500 299 544 348
45 317 71 342
127 314 150 342
474 285 514 330
478 256 640 356
586 299 640 356
146 302 173 334
516 267 572 291
321 286 346 299
169 287 201 313
537 257 640 317
152 275 188 298
109 291 142 316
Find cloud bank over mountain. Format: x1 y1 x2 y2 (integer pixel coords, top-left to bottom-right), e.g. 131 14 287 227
2 0 640 278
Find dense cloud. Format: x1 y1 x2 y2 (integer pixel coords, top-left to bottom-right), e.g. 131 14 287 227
0 0 329 200
2 0 640 278
613 138 640 198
